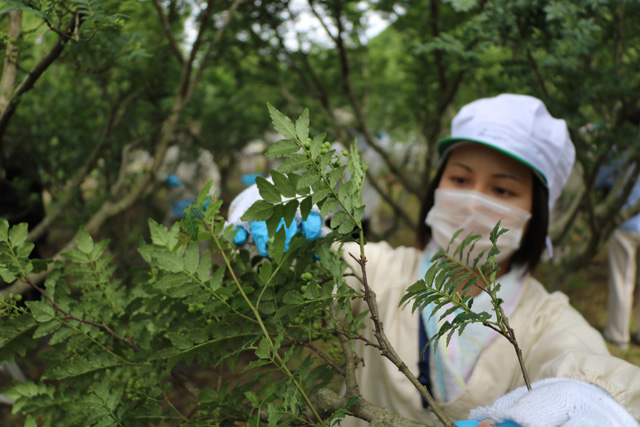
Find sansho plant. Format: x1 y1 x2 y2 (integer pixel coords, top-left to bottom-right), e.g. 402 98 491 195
0 105 528 426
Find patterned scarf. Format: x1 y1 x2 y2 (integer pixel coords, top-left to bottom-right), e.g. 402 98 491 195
420 241 527 402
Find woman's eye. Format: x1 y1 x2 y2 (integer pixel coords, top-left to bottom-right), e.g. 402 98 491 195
494 187 514 197
451 177 468 185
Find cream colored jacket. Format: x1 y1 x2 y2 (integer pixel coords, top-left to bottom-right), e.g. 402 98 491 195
339 241 640 426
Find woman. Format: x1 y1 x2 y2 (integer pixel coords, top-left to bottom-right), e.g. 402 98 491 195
229 94 640 426
340 94 639 426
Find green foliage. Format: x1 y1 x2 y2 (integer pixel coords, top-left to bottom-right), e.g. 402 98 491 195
0 107 374 426
400 220 531 387
242 104 366 242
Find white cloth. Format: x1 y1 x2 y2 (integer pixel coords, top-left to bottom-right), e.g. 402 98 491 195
604 228 640 344
468 378 638 427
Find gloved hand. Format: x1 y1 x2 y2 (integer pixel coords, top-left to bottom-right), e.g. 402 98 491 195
227 178 325 257
462 378 637 427
166 173 182 188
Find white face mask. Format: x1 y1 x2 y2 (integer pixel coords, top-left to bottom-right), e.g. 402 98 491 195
425 189 532 266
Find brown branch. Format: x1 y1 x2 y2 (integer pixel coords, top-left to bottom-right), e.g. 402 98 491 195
0 11 82 143
151 0 185 65
330 0 422 197
22 275 140 351
294 338 345 376
0 10 22 114
314 387 429 426
348 252 454 426
187 0 244 100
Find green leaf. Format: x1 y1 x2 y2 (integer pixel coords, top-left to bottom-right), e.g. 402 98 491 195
0 0 49 19
319 197 339 217
24 415 37 427
184 243 199 274
330 211 346 229
154 273 189 290
25 300 56 322
255 336 272 359
0 313 36 346
241 200 274 222
337 218 355 235
182 210 199 241
267 103 297 139
9 223 28 247
61 248 90 264
210 265 225 291
153 251 184 273
271 170 296 198
76 227 94 255
32 319 61 339
300 197 313 221
0 219 8 242
256 177 282 204
295 108 310 142
310 133 324 159
197 180 214 205
283 290 304 305
43 353 120 380
277 154 309 173
296 171 321 190
148 218 177 248
167 332 193 350
283 200 299 227
265 139 300 158
270 228 286 264
266 205 284 237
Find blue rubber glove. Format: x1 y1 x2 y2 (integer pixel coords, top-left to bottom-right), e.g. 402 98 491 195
166 173 182 188
454 421 521 427
172 199 192 217
241 173 263 187
232 212 324 257
172 197 211 219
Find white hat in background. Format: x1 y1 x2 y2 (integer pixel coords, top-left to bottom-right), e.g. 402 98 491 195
437 93 575 212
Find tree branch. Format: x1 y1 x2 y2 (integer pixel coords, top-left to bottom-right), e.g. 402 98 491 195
348 252 454 426
0 11 82 145
151 0 185 65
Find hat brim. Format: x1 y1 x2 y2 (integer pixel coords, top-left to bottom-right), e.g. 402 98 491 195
437 136 548 185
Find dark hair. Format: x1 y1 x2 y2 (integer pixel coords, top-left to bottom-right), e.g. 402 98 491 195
416 159 549 274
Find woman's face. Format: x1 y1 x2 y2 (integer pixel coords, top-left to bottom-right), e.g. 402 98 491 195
438 143 534 213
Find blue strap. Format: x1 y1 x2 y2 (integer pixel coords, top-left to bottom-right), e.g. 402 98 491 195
418 314 432 409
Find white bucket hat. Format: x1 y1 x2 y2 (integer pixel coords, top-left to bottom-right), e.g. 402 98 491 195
437 93 575 212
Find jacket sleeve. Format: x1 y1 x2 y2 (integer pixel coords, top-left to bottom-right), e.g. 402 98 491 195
519 287 640 421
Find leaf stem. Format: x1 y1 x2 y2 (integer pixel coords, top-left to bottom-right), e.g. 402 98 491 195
211 231 324 424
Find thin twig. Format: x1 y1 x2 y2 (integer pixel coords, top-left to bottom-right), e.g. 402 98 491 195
23 276 140 351
348 252 454 426
293 338 345 376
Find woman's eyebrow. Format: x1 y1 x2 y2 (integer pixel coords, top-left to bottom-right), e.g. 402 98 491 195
492 172 522 182
449 161 471 171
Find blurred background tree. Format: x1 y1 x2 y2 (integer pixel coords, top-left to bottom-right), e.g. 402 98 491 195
0 0 639 293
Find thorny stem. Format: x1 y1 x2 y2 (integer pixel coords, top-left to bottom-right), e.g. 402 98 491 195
210 230 325 424
349 249 455 427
